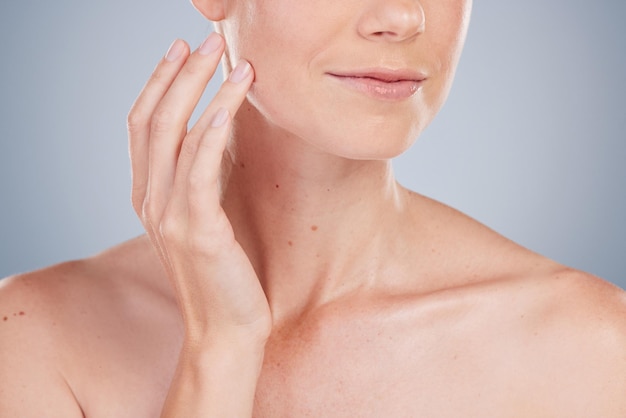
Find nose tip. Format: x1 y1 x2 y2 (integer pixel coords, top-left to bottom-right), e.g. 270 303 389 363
358 1 426 42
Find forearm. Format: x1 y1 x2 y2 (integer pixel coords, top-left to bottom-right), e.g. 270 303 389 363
160 337 266 417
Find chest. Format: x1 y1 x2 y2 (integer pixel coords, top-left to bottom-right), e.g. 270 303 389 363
252 315 520 418
75 300 546 417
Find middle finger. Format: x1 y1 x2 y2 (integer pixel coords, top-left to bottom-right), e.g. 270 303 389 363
145 32 225 221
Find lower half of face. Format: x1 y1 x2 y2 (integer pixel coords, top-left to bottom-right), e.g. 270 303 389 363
221 0 471 160
244 68 455 160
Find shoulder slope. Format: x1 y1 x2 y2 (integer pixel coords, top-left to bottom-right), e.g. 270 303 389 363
0 260 88 326
0 235 169 320
527 269 626 416
0 262 89 416
521 268 626 352
0 236 174 416
544 268 626 327
0 235 167 339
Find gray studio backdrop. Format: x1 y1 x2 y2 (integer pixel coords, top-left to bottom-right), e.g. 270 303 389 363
1 1 624 288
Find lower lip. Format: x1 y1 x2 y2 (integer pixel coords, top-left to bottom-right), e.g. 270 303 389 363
329 75 423 101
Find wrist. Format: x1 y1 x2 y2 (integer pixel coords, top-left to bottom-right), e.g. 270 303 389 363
182 327 269 358
179 334 267 383
164 326 267 417
184 319 271 350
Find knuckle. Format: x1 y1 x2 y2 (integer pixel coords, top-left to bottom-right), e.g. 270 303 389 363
126 109 146 134
130 173 148 215
149 66 167 84
131 184 147 214
187 170 217 199
159 213 183 242
150 107 177 134
141 199 161 229
186 170 206 192
146 66 176 94
131 192 143 217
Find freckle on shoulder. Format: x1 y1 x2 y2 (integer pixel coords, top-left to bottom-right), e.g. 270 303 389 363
0 261 85 321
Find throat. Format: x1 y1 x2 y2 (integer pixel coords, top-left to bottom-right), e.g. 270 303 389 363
220 157 408 323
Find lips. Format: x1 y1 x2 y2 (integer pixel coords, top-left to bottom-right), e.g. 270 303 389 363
330 69 426 83
327 69 426 101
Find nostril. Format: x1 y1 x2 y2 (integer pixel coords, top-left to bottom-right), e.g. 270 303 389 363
357 1 426 42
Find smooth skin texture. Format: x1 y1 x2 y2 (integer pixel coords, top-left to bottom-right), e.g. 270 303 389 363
2 0 626 416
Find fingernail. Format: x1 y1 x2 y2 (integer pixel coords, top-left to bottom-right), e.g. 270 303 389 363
228 61 252 83
165 39 185 62
198 32 222 56
211 108 229 128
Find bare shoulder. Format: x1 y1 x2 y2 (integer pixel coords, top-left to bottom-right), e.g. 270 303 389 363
404 191 626 415
514 269 626 416
0 235 171 332
0 235 176 417
531 268 626 355
0 261 87 417
536 269 626 371
544 267 626 323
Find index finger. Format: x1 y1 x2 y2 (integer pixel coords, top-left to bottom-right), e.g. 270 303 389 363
127 39 191 215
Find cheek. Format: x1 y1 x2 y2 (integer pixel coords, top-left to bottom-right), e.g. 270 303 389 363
233 6 351 150
231 0 321 58
250 78 432 160
228 0 470 160
245 48 444 160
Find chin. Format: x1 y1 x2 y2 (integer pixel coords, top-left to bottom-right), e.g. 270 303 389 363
298 119 423 161
312 110 428 160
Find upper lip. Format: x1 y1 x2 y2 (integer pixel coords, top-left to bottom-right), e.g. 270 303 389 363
327 68 427 83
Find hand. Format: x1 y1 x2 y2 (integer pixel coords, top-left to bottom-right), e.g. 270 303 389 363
127 33 271 345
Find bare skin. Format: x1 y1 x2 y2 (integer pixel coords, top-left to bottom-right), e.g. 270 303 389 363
2 207 626 417
2 0 626 416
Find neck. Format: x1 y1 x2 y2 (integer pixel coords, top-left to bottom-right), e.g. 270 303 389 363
221 103 410 323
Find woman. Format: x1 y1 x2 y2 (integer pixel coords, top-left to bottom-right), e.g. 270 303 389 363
1 0 625 416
